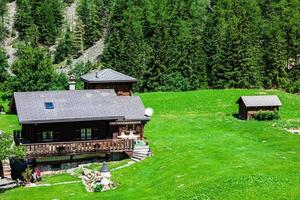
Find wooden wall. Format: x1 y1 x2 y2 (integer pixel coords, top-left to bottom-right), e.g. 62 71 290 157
238 102 280 120
238 101 248 120
22 120 112 143
84 82 133 96
246 106 279 120
21 120 145 143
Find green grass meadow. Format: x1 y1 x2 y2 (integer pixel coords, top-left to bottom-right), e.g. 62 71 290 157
1 89 300 200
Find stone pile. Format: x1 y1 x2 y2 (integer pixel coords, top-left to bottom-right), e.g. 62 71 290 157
81 163 116 192
286 128 300 135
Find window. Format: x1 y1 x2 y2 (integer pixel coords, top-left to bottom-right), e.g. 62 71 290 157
81 128 92 140
127 124 135 131
44 102 54 109
42 131 53 141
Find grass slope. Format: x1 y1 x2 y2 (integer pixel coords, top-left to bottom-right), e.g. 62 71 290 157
1 89 300 200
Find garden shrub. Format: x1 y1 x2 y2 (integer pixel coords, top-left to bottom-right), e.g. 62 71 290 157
22 167 33 183
94 183 103 192
254 110 280 121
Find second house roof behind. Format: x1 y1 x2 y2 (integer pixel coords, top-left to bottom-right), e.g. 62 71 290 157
81 68 137 83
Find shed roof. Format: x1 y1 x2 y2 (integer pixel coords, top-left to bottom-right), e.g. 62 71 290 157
80 69 137 83
14 89 148 124
237 95 282 107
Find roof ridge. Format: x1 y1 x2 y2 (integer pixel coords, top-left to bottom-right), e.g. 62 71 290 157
103 68 136 80
80 68 137 83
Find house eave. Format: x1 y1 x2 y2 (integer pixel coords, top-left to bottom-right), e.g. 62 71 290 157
19 116 125 124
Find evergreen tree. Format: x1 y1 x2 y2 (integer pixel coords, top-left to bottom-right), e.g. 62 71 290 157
54 27 73 64
77 0 92 48
77 0 114 49
0 132 24 161
72 19 84 57
24 23 39 47
4 45 55 93
203 0 224 87
15 0 33 39
166 0 207 90
209 0 263 88
259 0 289 89
102 0 150 91
0 0 8 42
8 0 300 93
15 0 63 45
36 0 63 45
102 0 208 92
282 0 300 87
50 72 69 90
0 47 9 83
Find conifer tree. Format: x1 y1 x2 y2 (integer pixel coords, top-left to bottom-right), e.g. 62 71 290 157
77 0 112 49
15 0 63 45
259 0 289 89
72 19 84 57
209 0 262 88
0 0 8 42
203 0 224 88
0 47 8 83
5 45 55 93
35 0 63 45
24 24 39 47
54 27 74 64
15 0 33 39
282 0 300 86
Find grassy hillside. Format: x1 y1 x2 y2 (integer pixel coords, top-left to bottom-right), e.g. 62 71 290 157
1 89 300 200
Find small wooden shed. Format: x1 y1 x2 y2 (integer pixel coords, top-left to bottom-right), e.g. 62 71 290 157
236 95 282 120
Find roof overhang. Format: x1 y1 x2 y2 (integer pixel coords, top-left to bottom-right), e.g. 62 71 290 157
236 96 282 107
19 116 125 124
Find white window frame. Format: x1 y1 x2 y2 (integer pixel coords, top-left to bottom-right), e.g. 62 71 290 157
81 128 92 140
42 131 53 141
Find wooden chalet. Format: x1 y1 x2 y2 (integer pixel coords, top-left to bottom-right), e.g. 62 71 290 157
236 95 282 120
80 69 137 96
13 69 150 169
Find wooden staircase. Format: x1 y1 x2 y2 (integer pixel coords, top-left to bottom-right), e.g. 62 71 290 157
131 141 151 162
0 159 17 191
0 178 17 191
2 159 12 179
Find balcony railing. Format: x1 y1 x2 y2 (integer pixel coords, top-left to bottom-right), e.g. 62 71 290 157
21 139 135 158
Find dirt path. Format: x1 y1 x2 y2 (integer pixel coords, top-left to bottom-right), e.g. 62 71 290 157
26 180 81 188
65 2 77 30
72 30 107 65
3 1 17 66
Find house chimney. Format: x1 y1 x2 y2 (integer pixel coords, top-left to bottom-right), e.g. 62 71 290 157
96 71 99 78
68 75 76 90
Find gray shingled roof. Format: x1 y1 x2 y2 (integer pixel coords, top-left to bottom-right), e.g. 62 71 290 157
80 69 137 83
14 89 148 124
237 95 282 107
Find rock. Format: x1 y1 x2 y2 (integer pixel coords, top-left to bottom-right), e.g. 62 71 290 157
81 170 116 192
83 169 92 176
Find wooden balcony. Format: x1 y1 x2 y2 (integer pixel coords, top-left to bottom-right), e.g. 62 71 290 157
21 139 135 158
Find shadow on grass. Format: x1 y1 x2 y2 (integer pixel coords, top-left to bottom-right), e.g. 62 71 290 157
232 113 242 120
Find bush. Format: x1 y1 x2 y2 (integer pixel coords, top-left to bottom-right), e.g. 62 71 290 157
254 110 280 121
94 183 103 192
22 167 32 183
68 61 99 89
291 79 300 94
